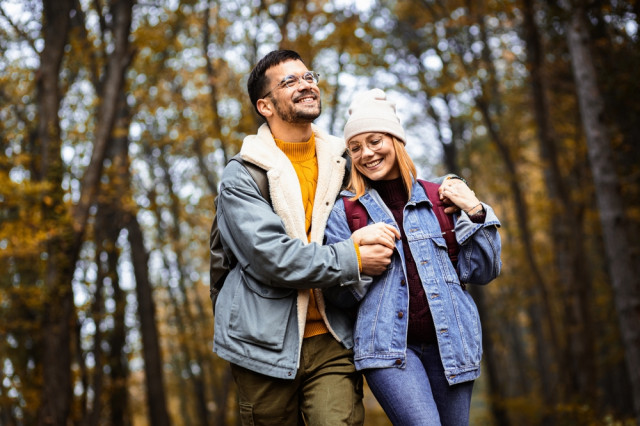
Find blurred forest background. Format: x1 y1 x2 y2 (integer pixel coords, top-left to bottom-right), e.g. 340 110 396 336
1 0 639 425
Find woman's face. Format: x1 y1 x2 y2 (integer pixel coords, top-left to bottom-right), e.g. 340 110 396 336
347 132 400 181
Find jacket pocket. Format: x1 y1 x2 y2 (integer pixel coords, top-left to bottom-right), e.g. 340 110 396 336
448 284 482 364
430 236 458 283
228 270 295 350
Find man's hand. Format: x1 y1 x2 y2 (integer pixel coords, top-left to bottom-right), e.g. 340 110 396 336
359 244 394 276
351 223 400 249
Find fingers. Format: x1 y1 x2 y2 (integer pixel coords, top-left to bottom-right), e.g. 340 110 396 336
384 223 401 240
440 196 460 214
439 177 470 199
443 205 461 214
359 244 394 276
352 223 400 249
438 178 480 211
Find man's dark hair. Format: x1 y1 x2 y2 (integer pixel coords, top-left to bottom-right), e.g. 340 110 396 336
247 50 304 117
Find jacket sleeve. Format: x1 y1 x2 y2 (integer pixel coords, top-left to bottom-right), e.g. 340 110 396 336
322 197 371 307
216 161 360 290
454 202 502 285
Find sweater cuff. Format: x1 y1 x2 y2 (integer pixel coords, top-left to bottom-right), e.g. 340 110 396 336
354 242 362 272
469 209 486 223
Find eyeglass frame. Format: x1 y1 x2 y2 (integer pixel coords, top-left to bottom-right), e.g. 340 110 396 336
346 133 387 159
261 71 320 99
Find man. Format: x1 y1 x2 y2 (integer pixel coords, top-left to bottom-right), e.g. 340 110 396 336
213 50 398 425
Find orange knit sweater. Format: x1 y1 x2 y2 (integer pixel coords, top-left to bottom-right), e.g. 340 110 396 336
274 134 329 338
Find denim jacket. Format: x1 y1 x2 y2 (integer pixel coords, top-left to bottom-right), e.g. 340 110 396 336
323 180 502 385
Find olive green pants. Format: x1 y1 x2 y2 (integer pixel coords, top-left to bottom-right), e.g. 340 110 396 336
230 333 364 426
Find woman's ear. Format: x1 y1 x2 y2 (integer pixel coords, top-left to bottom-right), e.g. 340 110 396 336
257 98 273 118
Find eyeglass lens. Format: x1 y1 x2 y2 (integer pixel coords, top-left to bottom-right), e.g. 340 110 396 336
348 137 384 158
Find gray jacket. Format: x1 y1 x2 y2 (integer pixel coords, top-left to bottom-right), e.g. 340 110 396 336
213 123 361 379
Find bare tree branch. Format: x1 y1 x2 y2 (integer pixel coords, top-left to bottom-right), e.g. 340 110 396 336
0 5 38 53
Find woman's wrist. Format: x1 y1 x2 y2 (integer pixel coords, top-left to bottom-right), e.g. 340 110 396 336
464 202 483 216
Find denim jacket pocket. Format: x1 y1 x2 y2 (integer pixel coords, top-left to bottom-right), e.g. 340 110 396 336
228 270 295 350
429 236 458 283
446 285 482 365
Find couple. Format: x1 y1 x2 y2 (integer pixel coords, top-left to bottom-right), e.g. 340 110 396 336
212 49 502 426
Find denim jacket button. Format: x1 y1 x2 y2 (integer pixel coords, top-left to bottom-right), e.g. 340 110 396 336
397 311 404 319
395 359 402 365
400 279 406 286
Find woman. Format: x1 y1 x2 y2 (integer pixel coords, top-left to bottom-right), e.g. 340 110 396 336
324 89 502 425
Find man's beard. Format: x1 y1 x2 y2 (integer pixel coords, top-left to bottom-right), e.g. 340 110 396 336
272 91 322 123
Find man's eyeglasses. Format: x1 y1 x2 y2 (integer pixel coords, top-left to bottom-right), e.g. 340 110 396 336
262 71 320 98
346 136 385 159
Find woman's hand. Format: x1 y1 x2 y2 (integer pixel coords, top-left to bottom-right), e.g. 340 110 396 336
438 177 482 214
351 222 400 249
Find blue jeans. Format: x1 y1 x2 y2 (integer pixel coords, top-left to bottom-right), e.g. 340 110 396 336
364 343 474 426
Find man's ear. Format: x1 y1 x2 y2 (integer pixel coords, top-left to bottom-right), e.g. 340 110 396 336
257 98 273 118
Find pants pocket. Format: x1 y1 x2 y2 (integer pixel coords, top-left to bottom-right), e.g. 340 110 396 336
238 401 255 426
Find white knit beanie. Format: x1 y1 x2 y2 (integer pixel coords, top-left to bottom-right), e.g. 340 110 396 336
343 88 406 144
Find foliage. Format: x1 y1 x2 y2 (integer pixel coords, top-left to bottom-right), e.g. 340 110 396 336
0 0 638 424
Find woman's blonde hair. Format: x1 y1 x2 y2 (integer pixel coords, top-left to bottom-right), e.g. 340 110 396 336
346 135 417 200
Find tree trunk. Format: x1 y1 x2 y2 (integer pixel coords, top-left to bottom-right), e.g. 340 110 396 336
521 0 597 410
158 152 212 425
72 0 134 244
105 90 171 425
85 244 106 426
103 93 135 426
85 116 130 424
202 1 230 165
567 4 640 420
36 1 74 424
126 214 171 426
105 224 131 426
107 252 131 426
37 1 135 423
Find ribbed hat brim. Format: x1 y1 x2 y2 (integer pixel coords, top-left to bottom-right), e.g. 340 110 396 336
344 117 406 144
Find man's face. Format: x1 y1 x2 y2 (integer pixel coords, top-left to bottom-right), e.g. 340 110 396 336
263 60 321 123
